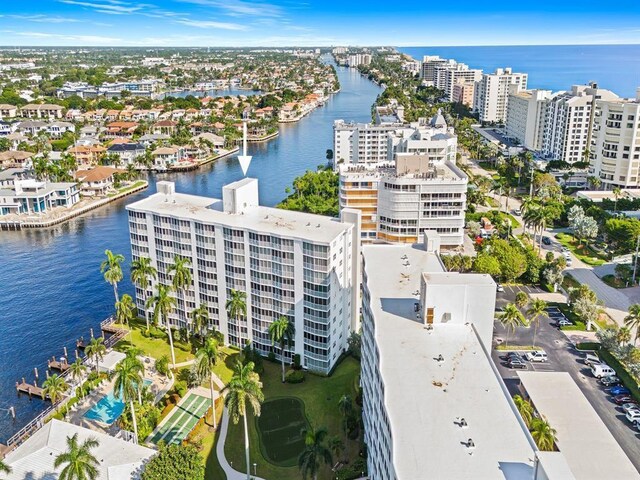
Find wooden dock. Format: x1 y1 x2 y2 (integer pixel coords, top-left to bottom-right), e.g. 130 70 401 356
47 356 70 372
16 379 44 399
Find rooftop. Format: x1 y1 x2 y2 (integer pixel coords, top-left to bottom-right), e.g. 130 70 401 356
363 243 535 480
3 419 155 480
127 179 355 243
518 371 640 480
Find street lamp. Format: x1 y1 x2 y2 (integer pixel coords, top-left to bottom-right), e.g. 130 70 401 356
253 463 257 476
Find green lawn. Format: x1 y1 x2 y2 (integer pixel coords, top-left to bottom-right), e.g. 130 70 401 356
113 319 194 364
601 274 631 289
256 397 309 466
213 348 241 385
224 357 362 480
555 233 607 266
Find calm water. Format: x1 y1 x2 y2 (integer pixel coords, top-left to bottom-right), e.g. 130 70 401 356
0 60 381 441
400 45 640 98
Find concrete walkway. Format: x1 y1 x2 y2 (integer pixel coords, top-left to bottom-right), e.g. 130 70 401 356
216 407 266 480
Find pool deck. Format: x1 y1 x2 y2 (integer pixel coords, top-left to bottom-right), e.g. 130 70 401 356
66 356 173 436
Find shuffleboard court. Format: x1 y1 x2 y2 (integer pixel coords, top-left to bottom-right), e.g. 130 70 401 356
148 392 209 445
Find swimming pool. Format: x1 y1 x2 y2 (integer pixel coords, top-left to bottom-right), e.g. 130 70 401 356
84 379 152 425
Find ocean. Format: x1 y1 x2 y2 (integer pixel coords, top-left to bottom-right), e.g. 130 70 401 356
399 45 640 98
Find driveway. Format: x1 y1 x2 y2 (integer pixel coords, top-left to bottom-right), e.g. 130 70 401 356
492 317 640 473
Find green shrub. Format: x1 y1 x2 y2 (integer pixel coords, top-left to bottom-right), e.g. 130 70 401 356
141 444 204 480
335 458 367 480
599 349 640 402
576 342 601 351
174 381 187 398
293 353 301 370
285 370 305 384
268 351 276 362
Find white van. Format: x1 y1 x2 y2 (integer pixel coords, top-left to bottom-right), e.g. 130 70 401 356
591 364 615 378
584 353 601 366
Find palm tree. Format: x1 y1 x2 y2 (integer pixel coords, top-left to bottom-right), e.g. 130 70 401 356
85 337 106 373
499 303 525 348
68 358 87 398
54 433 100 480
613 186 622 212
530 416 557 451
624 304 640 345
168 255 192 322
100 250 125 303
113 356 143 443
115 294 136 345
146 284 178 367
298 425 333 480
130 257 157 331
189 303 210 340
223 360 264 480
513 394 534 427
226 289 247 342
337 394 354 441
328 436 344 462
268 316 295 383
617 326 632 347
194 337 224 428
514 291 529 311
526 299 548 347
42 374 69 412
0 459 11 475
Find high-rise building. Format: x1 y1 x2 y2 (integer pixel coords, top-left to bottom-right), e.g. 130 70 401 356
434 63 483 101
505 87 552 150
126 178 361 374
360 237 537 480
333 121 402 166
589 91 640 188
542 84 619 164
474 68 528 124
420 55 450 83
347 53 372 67
452 78 476 107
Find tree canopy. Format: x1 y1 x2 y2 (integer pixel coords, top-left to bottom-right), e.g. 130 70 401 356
141 445 204 480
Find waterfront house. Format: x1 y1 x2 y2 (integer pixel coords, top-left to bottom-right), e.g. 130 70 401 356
67 144 107 167
0 104 18 119
75 166 123 196
0 150 34 169
151 145 184 170
47 121 74 138
195 132 225 150
0 175 79 215
107 142 146 166
20 104 64 119
139 133 170 147
2 419 155 480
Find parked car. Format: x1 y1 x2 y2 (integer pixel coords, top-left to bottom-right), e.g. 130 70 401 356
591 364 616 378
502 352 523 361
610 385 631 396
542 237 551 245
508 358 527 369
584 354 601 366
525 351 548 362
561 246 569 252
556 319 572 328
513 209 522 216
496 284 504 292
599 376 621 387
625 409 640 424
615 394 635 405
622 402 639 414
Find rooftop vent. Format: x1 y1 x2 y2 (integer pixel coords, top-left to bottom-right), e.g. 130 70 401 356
435 354 444 362
456 417 468 428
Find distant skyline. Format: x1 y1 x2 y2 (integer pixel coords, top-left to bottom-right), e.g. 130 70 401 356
0 1 639 47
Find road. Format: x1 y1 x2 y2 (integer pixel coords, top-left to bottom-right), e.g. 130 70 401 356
492 295 640 473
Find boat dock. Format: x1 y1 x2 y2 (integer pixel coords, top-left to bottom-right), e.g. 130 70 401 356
47 356 70 372
15 378 44 399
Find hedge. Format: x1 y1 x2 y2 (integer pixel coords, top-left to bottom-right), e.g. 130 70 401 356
599 348 640 403
285 370 305 384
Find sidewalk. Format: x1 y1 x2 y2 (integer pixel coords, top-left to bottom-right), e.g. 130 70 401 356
216 407 266 480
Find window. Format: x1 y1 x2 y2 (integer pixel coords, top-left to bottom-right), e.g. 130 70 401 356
426 308 434 324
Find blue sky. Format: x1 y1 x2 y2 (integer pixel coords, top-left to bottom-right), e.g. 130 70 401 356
0 0 639 47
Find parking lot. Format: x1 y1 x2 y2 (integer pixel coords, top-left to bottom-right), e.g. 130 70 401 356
493 293 640 473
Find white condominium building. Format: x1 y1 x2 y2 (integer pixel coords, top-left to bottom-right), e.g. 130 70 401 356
334 111 455 167
347 53 372 67
474 68 528 124
590 91 640 188
339 154 466 245
126 178 361 374
361 237 540 480
420 55 451 83
505 88 552 150
542 84 619 163
434 63 483 102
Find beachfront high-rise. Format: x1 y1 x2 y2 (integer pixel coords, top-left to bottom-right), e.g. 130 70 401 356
589 90 640 188
126 178 361 374
474 68 528 123
505 88 552 150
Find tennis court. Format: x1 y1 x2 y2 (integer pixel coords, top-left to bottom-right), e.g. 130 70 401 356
148 392 210 445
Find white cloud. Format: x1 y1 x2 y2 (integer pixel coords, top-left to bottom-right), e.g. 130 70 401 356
178 0 283 18
9 15 82 23
174 19 248 30
58 0 149 15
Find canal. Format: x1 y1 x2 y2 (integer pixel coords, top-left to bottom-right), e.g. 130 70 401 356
0 61 381 441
